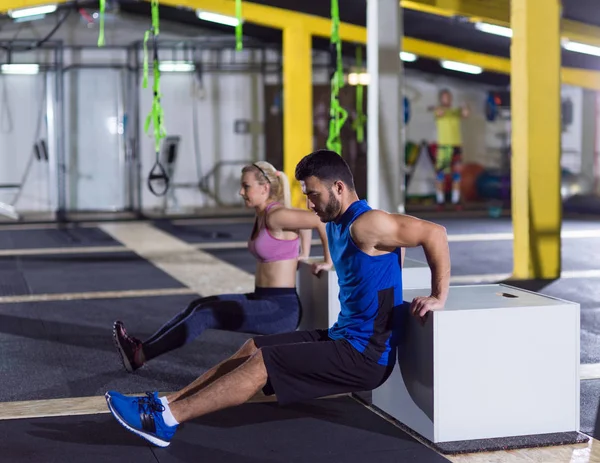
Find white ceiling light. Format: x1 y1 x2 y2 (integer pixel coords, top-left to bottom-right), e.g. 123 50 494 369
347 72 370 86
475 22 513 38
159 61 196 72
8 4 57 19
196 10 240 27
562 39 600 57
440 60 482 75
400 52 418 62
1 64 40 75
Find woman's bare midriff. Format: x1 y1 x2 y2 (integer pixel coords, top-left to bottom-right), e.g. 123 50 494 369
254 259 299 288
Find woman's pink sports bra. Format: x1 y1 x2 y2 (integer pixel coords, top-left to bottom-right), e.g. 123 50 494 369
247 202 300 263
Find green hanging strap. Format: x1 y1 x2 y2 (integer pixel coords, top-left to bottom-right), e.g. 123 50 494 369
326 0 348 156
352 46 366 143
97 0 106 47
143 0 169 196
235 0 243 51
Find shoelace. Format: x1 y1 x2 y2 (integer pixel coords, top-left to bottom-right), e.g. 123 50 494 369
135 392 165 416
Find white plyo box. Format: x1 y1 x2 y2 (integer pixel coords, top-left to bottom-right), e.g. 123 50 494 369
296 257 431 330
372 284 580 443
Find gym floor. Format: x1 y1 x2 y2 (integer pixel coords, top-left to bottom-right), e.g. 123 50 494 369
1 215 600 462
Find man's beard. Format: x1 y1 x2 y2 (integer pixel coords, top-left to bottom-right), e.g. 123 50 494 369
318 189 342 222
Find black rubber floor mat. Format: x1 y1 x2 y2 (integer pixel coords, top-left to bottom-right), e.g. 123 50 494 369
581 379 600 439
0 227 122 250
152 396 448 462
0 414 157 463
153 220 252 243
0 252 186 295
0 397 448 463
0 270 30 295
0 296 248 402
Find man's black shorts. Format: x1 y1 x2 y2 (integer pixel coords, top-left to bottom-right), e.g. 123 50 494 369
253 329 394 406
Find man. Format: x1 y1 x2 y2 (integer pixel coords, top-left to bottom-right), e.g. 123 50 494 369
429 88 470 210
104 150 451 448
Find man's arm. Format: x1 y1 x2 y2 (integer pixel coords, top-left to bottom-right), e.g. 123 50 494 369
461 103 470 118
428 105 446 118
352 211 450 316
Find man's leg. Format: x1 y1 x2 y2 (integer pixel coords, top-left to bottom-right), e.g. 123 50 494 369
167 329 321 403
451 147 463 207
105 347 268 448
167 338 258 403
169 348 268 423
435 145 452 207
105 330 327 447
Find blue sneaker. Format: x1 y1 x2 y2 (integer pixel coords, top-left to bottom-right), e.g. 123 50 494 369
105 391 177 447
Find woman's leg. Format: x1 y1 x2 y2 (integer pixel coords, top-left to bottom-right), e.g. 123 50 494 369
143 292 300 360
141 293 252 362
114 292 300 372
114 294 245 372
142 296 220 346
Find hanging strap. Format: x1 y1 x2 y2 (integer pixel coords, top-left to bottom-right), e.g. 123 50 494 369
326 0 348 156
235 0 243 51
97 0 106 47
143 0 169 196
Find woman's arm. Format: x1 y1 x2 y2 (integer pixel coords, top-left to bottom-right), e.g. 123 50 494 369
268 207 333 273
299 229 312 259
315 221 332 266
266 207 323 232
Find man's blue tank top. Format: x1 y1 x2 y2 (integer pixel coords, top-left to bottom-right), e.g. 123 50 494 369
327 199 403 366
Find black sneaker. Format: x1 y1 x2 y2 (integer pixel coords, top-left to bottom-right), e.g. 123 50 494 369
113 321 144 372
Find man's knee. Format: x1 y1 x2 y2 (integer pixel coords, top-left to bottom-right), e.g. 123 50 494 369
248 347 268 382
240 338 259 356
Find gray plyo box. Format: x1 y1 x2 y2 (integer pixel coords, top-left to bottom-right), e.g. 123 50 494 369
373 284 580 443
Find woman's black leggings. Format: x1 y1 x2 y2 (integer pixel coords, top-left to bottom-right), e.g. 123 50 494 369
142 287 301 361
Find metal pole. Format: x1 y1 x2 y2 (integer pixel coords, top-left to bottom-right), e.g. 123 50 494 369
55 41 67 222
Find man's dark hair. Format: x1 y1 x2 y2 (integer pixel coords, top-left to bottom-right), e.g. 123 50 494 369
295 149 355 190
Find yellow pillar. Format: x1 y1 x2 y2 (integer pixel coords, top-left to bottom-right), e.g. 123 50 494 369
510 0 562 279
282 24 313 209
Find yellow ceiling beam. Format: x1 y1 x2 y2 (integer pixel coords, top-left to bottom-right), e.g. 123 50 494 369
404 37 600 90
1 0 600 90
159 0 368 42
401 0 600 48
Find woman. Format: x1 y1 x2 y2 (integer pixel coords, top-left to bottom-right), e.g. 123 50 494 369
113 161 332 372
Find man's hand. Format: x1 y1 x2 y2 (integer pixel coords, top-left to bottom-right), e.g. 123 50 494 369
410 296 444 324
311 261 333 276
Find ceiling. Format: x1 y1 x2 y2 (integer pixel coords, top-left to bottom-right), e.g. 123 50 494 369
5 0 600 87
115 0 600 86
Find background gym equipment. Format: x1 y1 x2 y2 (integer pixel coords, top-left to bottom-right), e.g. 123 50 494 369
143 0 170 197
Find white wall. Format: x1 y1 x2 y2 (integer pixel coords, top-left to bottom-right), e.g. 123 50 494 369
403 70 509 170
402 71 587 177
561 84 584 174
64 68 128 211
138 65 265 210
0 73 52 212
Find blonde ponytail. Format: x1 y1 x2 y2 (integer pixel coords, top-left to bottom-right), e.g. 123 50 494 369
242 161 291 207
276 170 292 208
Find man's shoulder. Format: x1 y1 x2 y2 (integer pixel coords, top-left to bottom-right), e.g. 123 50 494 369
353 209 391 227
350 210 394 242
